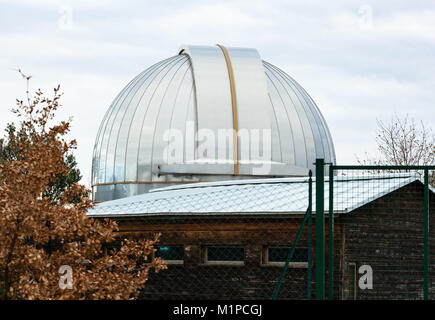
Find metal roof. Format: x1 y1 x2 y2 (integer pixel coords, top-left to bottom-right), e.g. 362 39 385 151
91 44 335 202
87 174 429 218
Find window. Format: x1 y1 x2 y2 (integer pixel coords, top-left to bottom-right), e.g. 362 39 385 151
155 246 184 264
263 247 308 267
203 246 244 265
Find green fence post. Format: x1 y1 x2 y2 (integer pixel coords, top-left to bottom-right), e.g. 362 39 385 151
315 159 325 300
328 165 334 299
424 169 429 300
272 208 310 299
308 171 313 299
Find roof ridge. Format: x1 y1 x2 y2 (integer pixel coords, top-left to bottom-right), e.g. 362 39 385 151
149 173 418 193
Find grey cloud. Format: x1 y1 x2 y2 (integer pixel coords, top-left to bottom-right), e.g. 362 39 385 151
0 0 434 186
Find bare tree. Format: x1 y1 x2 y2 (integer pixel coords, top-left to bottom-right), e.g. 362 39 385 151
357 114 434 185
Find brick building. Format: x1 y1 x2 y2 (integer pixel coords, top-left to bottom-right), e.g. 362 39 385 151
88 43 433 300
88 174 435 299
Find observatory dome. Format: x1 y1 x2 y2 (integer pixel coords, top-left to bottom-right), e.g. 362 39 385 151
92 45 336 201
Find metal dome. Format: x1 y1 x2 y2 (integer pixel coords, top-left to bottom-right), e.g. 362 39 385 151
92 44 336 201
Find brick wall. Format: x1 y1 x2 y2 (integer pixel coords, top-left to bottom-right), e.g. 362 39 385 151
118 216 312 299
112 181 434 300
336 181 435 299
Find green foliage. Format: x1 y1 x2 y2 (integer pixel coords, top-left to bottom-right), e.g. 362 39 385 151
0 123 22 162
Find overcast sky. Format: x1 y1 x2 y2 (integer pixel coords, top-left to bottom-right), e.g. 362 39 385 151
1 0 434 187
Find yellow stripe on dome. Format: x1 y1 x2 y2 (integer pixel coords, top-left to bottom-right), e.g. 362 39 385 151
216 44 239 176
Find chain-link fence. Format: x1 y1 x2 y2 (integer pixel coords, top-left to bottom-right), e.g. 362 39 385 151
93 178 315 300
138 215 312 299
90 162 435 300
326 165 435 300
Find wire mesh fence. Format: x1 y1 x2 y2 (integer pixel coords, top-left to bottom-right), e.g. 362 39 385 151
327 166 434 300
89 163 435 300
137 215 312 300
93 179 315 300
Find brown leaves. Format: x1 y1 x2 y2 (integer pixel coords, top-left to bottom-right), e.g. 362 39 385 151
0 83 165 299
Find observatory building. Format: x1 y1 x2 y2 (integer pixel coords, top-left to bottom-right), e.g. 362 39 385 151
88 45 435 300
92 44 336 202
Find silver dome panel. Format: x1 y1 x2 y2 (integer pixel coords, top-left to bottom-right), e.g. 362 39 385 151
92 44 336 201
